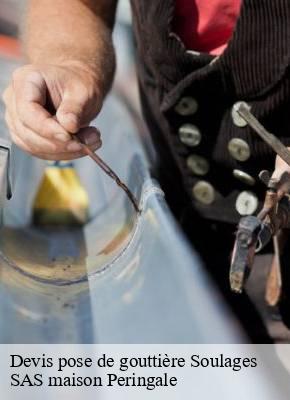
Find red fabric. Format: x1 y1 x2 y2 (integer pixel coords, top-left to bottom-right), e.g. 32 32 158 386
173 0 242 55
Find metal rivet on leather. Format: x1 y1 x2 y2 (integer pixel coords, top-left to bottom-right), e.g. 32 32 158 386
179 124 201 147
175 97 198 116
187 155 210 176
235 191 258 216
233 169 255 186
192 181 215 205
228 138 250 162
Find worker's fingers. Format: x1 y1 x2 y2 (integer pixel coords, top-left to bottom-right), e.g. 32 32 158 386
12 67 47 107
4 92 102 160
10 123 101 161
272 151 290 180
8 85 73 154
56 83 101 134
3 63 104 160
5 110 48 156
7 108 101 160
11 130 101 161
4 76 69 145
271 168 288 181
14 121 101 156
36 141 101 161
8 80 101 156
77 127 101 145
12 69 71 143
13 117 79 154
4 108 17 141
2 85 10 105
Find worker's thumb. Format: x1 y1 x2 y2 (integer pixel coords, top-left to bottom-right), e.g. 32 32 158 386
56 92 86 133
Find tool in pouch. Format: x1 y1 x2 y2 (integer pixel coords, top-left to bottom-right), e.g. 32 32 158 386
230 102 290 306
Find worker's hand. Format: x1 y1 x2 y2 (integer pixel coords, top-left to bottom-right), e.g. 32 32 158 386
269 150 290 195
2 61 103 160
272 150 290 181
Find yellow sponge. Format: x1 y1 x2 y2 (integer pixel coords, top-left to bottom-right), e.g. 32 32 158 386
33 161 89 226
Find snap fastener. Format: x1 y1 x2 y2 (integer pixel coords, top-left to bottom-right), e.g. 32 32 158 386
236 191 258 216
179 124 201 147
228 138 250 162
192 181 215 205
233 170 255 186
187 155 210 176
175 97 198 116
232 102 250 128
